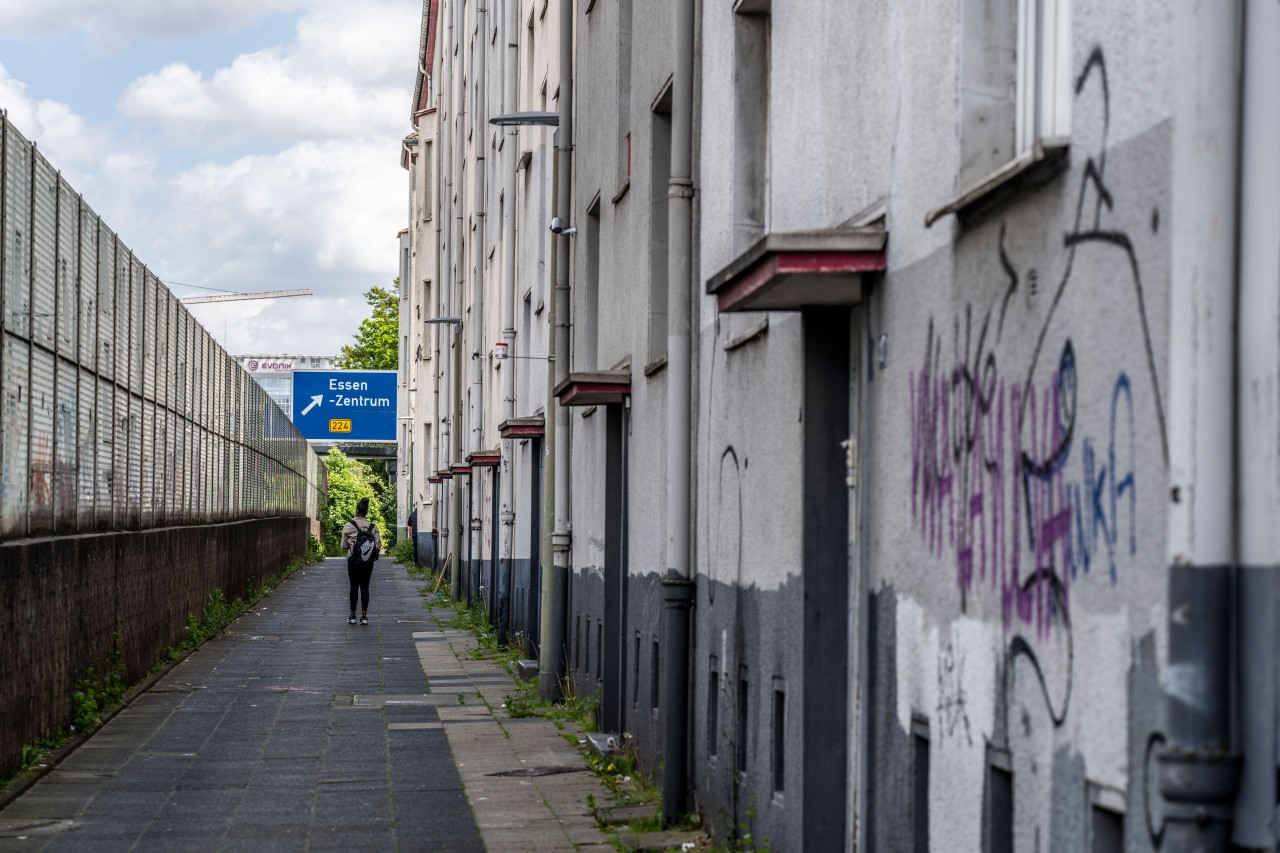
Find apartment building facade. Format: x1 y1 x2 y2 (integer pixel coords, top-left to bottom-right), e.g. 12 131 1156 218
401 0 1280 849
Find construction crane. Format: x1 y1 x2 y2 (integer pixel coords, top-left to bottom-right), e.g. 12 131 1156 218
179 288 312 305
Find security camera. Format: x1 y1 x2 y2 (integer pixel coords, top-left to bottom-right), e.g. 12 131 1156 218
549 216 577 236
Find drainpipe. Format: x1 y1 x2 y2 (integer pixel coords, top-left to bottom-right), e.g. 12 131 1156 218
1159 2 1242 848
660 0 696 825
540 0 574 700
471 0 489 613
1233 0 1279 846
453 0 468 605
538 152 560 700
441 6 462 602
497 0 519 647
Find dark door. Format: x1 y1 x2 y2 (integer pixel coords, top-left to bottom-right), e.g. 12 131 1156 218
802 308 851 851
602 404 629 734
528 437 543 657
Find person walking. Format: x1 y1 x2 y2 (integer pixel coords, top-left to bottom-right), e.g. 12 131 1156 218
341 498 382 625
406 507 418 567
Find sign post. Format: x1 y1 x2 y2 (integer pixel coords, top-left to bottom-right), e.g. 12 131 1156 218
291 370 397 441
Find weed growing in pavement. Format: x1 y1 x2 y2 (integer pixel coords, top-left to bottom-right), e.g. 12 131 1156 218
71 633 127 733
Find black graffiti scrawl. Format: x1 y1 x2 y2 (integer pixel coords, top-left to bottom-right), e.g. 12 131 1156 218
909 46 1166 723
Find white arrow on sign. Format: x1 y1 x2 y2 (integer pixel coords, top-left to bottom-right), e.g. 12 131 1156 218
300 394 323 416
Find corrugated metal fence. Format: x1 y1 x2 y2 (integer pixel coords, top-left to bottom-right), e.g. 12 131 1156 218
0 113 325 541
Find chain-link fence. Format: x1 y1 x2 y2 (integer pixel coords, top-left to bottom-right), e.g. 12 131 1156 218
0 113 325 541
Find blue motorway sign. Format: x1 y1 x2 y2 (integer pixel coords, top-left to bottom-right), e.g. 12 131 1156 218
291 370 397 441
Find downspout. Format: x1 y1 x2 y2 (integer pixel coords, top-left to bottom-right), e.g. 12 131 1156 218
450 0 467 602
1159 1 1242 848
660 0 696 825
433 120 444 570
472 0 489 613
441 4 461 601
540 0 574 700
498 0 519 647
1232 0 1279 845
539 148 561 700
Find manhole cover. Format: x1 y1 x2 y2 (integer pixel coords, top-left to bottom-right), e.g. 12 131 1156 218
486 766 588 778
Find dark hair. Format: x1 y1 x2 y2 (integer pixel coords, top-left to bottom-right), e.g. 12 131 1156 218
356 497 370 516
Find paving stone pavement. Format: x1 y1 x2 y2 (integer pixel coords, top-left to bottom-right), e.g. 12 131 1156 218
0 557 616 852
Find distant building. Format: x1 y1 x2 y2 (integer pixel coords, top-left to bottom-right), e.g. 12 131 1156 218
234 354 336 423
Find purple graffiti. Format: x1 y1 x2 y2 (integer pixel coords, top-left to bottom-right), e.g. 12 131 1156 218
910 332 1137 635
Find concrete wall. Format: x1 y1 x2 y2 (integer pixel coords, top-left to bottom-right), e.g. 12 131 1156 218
690 1 1175 849
407 0 1189 848
0 516 309 779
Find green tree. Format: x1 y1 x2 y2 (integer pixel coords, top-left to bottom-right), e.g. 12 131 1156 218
320 447 390 555
334 284 399 370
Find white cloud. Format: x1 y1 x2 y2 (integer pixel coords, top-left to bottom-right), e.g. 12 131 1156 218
186 294 360 356
161 138 405 290
118 2 417 141
0 0 313 48
0 4 415 358
0 62 97 170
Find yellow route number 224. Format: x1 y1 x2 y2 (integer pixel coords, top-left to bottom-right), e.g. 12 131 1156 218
329 419 353 433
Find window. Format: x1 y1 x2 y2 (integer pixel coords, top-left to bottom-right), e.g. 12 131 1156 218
648 87 672 367
650 636 660 710
771 681 785 794
736 667 749 775
596 622 603 681
984 754 1013 853
708 656 719 758
422 141 433 221
580 197 601 370
960 0 1070 187
422 280 433 358
616 0 633 188
912 718 930 853
732 6 770 252
1091 805 1123 853
633 633 642 709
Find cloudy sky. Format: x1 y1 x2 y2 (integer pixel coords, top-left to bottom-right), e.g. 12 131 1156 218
0 0 419 356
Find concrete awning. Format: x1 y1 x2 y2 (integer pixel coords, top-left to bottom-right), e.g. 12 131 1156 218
449 464 472 476
498 415 545 438
706 227 887 313
553 370 632 407
467 449 501 467
433 469 453 480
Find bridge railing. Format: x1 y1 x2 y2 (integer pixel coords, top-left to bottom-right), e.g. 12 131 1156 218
0 112 325 542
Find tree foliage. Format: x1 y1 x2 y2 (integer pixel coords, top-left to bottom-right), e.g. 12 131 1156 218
333 284 399 370
320 447 390 555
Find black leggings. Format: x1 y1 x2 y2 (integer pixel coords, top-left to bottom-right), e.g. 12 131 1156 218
348 562 373 613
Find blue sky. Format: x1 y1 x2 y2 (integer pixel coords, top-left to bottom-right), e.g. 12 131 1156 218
0 0 420 355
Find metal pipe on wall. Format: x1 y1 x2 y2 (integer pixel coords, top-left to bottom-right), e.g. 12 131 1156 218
540 0 574 698
453 0 468 604
471 0 489 613
1159 1 1242 847
660 0 696 825
497 0 519 647
447 0 465 601
1232 0 1280 845
538 145 560 701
